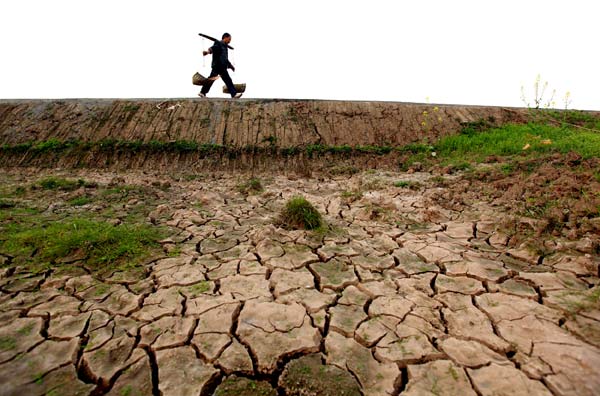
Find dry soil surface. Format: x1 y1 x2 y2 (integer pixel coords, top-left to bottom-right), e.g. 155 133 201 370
0 167 599 396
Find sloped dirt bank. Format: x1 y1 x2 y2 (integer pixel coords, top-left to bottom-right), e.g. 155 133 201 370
0 99 529 148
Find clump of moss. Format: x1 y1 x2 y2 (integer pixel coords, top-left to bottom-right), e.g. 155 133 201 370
278 354 361 396
279 196 323 230
215 376 276 396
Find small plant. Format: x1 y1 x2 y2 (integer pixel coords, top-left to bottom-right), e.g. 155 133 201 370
500 163 515 175
183 281 211 297
364 203 395 221
34 138 67 152
419 105 443 134
200 117 211 127
68 196 93 206
520 74 557 110
460 119 493 136
450 162 472 172
122 103 140 112
17 323 35 336
120 385 133 396
238 177 264 195
328 165 360 176
360 177 385 191
340 189 363 203
279 196 323 230
262 135 277 145
394 180 422 190
428 176 447 185
38 177 85 191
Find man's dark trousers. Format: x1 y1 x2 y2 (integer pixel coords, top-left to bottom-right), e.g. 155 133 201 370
201 67 237 97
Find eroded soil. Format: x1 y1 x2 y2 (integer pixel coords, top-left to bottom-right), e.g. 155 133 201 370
0 166 599 396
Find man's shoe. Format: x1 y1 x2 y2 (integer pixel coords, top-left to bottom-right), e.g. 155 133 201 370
198 92 206 98
234 93 243 99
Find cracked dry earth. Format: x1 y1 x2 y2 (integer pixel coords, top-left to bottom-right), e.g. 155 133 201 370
1 169 599 396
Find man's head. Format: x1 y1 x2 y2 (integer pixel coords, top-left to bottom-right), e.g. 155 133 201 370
222 33 231 44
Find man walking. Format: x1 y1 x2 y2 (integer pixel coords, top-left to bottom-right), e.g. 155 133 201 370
199 33 242 98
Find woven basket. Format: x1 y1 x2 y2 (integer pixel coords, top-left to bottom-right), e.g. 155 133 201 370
223 83 247 94
192 72 207 86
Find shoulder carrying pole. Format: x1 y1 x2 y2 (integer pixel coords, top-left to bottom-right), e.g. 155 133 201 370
198 33 234 50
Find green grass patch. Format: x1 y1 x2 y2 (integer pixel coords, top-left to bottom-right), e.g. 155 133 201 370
1 217 164 273
434 123 600 163
544 109 600 129
279 196 323 230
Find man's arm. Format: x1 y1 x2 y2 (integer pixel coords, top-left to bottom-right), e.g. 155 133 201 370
203 43 218 56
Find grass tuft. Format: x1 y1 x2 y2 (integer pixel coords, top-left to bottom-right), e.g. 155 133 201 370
279 196 323 230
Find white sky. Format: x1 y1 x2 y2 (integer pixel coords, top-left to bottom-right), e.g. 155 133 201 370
1 0 598 109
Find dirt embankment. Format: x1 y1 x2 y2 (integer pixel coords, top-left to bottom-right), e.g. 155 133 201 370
0 99 528 148
0 99 532 171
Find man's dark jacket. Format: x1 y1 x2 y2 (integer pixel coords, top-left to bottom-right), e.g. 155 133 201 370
210 41 233 70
